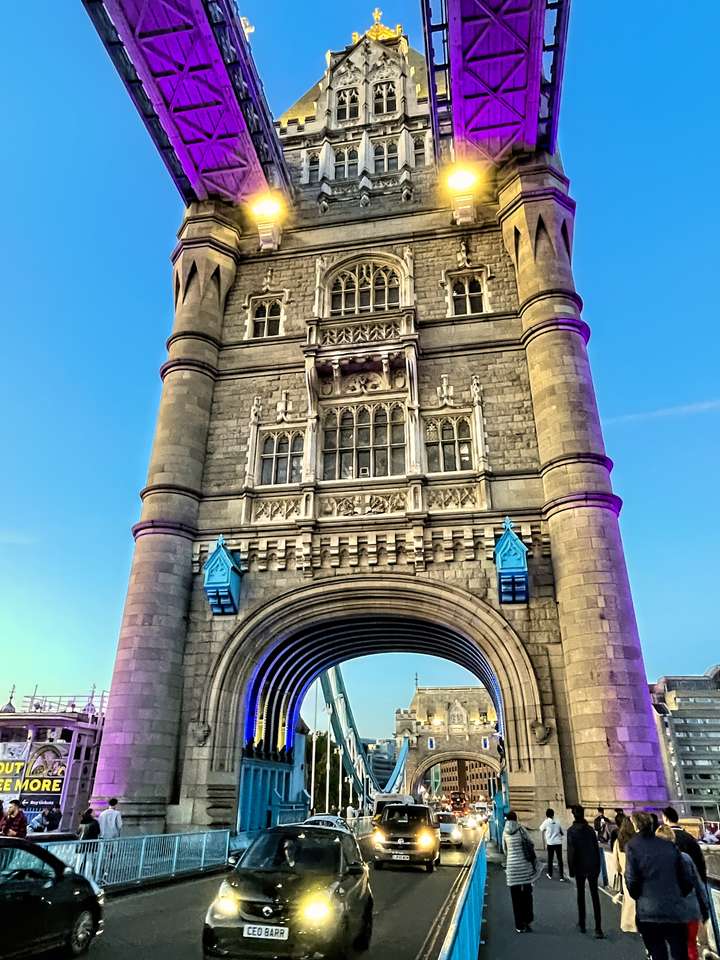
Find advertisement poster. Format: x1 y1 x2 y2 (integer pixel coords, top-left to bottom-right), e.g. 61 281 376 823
0 738 68 810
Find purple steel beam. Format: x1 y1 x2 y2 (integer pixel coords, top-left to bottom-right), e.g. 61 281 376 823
83 0 290 204
423 0 570 163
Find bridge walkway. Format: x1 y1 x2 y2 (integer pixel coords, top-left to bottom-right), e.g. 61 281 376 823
482 850 647 959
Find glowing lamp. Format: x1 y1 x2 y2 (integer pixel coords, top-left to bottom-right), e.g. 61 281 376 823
444 164 481 226
248 191 286 251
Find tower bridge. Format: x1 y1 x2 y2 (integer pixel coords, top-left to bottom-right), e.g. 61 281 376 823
82 0 668 854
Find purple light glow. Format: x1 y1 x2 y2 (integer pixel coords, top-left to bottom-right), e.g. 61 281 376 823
99 0 268 203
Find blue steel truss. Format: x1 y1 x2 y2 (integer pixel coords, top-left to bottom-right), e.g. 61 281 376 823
319 667 408 800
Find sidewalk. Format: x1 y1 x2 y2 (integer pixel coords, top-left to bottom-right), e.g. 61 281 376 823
482 854 647 960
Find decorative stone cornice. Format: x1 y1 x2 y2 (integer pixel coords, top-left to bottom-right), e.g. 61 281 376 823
132 519 197 541
520 315 590 349
542 491 623 521
159 358 218 382
518 287 584 315
140 483 203 502
166 330 223 352
539 452 614 477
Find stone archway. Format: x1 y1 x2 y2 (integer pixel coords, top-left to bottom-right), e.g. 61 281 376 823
408 749 502 797
184 574 563 826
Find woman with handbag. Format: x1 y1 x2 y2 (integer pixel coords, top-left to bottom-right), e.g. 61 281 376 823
502 810 537 933
612 817 639 934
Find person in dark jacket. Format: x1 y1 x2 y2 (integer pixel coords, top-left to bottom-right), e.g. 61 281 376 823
662 806 707 883
625 812 695 960
0 799 28 838
77 807 100 840
567 804 604 938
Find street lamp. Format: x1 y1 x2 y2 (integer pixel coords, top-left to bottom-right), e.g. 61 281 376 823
335 745 344 812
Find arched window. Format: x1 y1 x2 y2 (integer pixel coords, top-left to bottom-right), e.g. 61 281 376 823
334 147 359 180
260 432 304 485
329 261 401 316
373 82 397 115
322 405 406 479
336 88 359 122
374 141 398 174
426 417 473 473
308 154 320 184
252 299 282 337
451 277 483 316
413 136 426 167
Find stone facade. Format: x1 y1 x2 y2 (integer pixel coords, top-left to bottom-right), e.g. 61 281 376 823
92 16 668 832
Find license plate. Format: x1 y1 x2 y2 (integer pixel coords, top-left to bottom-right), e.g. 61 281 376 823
243 925 289 941
392 854 410 861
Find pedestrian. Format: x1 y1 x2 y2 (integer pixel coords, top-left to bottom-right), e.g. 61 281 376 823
98 797 123 839
502 809 536 934
78 808 100 841
662 807 707 883
656 825 709 960
0 798 27 838
610 809 625 850
76 808 101 881
568 805 605 938
611 816 638 934
46 802 62 831
540 807 566 881
624 811 695 960
593 805 611 887
28 808 51 832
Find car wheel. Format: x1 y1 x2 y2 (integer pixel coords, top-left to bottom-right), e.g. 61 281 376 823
66 908 95 956
326 918 350 960
374 860 384 870
354 901 373 951
426 859 435 873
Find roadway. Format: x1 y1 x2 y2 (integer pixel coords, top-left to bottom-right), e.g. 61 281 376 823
90 833 476 960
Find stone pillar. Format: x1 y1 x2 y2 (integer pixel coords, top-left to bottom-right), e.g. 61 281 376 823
498 159 668 808
92 205 239 831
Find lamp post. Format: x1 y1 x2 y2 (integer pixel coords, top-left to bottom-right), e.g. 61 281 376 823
336 746 344 812
324 705 332 814
309 684 319 812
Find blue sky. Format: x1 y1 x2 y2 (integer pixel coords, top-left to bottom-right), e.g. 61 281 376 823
0 4 717 739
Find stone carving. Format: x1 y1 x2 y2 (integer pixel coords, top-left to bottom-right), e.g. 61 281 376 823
531 720 552 745
254 497 301 522
191 721 212 746
436 375 454 407
456 240 471 268
369 53 399 81
250 396 263 425
262 266 274 291
320 320 401 346
470 375 482 405
335 60 362 84
346 373 383 394
321 491 407 517
276 390 293 422
427 486 478 510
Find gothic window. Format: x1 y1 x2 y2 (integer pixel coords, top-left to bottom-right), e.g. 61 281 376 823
413 136 426 167
260 431 304 485
334 147 359 180
425 417 473 472
329 262 401 316
373 141 398 174
308 154 320 184
336 88 359 122
451 277 484 316
373 81 397 115
252 299 282 337
321 404 406 480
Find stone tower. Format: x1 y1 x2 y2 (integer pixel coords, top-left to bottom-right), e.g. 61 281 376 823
92 12 668 832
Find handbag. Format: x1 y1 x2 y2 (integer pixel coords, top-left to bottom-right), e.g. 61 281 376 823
520 826 537 867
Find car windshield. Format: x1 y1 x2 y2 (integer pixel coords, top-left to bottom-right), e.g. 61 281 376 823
437 814 457 824
241 831 341 873
382 806 429 826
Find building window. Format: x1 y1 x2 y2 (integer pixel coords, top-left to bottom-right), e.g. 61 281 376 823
252 299 282 337
425 417 473 472
336 88 359 122
414 137 426 167
260 432 304 485
373 141 398 174
321 404 406 480
330 261 401 316
308 154 320 184
451 277 484 315
334 147 359 181
373 82 397 115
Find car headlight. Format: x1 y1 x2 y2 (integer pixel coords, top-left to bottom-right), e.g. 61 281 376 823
210 881 241 918
467 817 477 829
300 894 333 925
417 830 434 850
373 829 386 845
451 828 462 841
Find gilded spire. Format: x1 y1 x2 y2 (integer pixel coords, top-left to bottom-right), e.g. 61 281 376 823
352 8 403 44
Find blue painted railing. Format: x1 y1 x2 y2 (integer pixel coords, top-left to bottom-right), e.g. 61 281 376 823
42 829 229 890
382 737 409 794
437 842 487 960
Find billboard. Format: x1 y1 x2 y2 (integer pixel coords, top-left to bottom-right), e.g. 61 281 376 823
0 739 68 810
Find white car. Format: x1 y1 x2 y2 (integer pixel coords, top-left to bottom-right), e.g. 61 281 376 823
436 812 463 847
304 814 352 832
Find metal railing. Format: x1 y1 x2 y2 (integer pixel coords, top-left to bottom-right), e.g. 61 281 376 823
350 816 374 839
41 830 229 890
437 842 487 960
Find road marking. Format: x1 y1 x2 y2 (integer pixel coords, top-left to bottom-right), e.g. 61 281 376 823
413 848 474 960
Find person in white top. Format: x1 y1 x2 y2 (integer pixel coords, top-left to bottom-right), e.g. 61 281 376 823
98 797 123 840
540 807 566 881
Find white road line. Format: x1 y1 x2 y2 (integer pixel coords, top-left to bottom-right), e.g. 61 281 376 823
414 847 474 960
